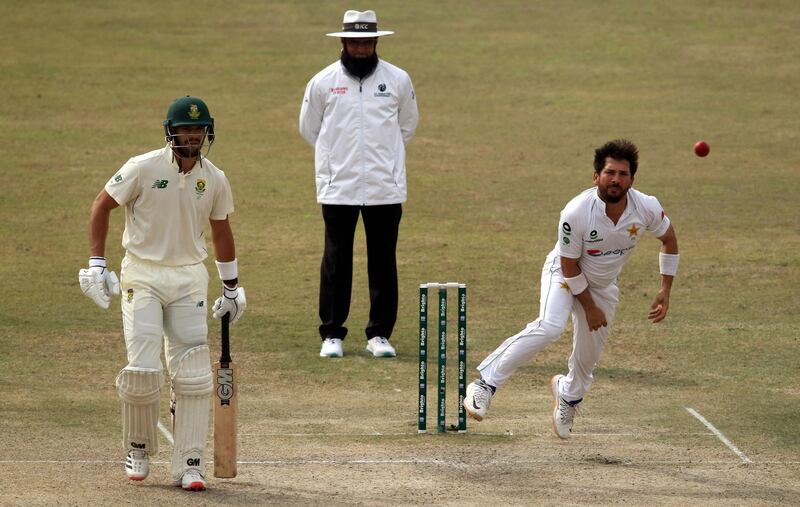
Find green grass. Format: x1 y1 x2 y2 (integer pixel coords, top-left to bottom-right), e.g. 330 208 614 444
1 0 799 502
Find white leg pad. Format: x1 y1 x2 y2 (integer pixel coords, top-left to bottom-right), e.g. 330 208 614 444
170 345 213 481
115 367 164 456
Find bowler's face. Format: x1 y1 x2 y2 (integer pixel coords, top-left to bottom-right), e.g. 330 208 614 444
594 157 633 204
343 38 377 58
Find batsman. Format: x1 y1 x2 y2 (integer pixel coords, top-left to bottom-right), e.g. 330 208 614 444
78 96 246 491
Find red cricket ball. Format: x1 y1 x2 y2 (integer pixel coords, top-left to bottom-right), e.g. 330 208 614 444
694 140 710 157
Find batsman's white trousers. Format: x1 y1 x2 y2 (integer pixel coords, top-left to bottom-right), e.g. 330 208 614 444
477 253 619 402
120 254 209 375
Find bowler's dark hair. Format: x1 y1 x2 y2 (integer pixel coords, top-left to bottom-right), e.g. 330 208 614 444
594 139 639 176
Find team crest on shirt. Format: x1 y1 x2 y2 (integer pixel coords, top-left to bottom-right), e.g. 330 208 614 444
126 288 134 303
195 178 206 196
627 224 640 239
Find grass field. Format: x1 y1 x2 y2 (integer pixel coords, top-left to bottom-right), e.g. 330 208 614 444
1 1 799 505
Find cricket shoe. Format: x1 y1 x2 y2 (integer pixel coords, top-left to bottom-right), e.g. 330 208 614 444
175 469 207 491
320 337 344 358
551 374 581 439
463 379 495 421
125 449 149 481
366 337 396 357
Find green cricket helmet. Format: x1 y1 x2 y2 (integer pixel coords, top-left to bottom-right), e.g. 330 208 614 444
163 95 215 144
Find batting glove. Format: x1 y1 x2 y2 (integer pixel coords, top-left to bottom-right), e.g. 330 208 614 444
212 285 246 324
78 256 120 309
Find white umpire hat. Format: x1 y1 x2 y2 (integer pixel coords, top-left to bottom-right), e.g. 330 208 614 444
326 10 394 38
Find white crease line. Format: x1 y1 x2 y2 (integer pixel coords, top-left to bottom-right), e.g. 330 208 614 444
685 407 752 464
0 460 172 464
2 459 798 466
158 421 174 446
239 432 712 437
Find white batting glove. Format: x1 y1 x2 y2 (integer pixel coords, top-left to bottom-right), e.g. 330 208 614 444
212 285 246 324
78 257 120 309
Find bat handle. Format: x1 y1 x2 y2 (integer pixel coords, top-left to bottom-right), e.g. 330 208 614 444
220 313 231 363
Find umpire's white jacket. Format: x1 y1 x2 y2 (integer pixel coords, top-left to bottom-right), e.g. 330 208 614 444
299 58 419 205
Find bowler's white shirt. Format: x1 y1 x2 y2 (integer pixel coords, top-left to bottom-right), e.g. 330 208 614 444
554 187 670 288
105 146 234 266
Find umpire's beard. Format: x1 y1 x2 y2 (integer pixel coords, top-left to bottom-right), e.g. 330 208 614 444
341 51 379 80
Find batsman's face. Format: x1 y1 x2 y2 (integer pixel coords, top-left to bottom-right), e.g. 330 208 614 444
343 38 377 58
173 125 206 158
594 157 633 204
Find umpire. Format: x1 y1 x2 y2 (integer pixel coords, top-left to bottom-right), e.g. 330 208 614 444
299 9 419 358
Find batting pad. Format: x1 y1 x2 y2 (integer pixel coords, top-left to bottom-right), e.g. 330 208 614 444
170 345 213 481
115 367 164 456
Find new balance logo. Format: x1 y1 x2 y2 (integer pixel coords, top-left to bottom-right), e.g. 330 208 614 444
152 179 169 189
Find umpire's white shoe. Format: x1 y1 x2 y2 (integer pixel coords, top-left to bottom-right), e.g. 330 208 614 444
366 337 396 357
125 450 149 481
176 469 207 491
464 379 495 421
551 374 581 439
320 338 344 358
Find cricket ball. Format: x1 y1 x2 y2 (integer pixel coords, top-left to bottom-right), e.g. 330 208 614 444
694 140 710 157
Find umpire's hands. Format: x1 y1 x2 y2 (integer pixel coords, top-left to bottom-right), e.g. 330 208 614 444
212 284 246 324
78 257 120 309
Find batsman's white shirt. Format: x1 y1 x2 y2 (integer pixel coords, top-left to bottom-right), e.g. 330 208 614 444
299 58 419 205
105 146 234 267
556 187 671 287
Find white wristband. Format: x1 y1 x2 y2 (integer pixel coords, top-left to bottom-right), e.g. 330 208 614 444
88 256 106 269
215 258 238 281
563 273 589 295
659 253 679 276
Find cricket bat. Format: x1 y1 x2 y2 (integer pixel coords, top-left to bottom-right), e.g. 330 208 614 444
213 313 237 478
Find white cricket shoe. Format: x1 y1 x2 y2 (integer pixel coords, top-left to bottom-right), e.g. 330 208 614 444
125 450 149 481
320 337 344 358
463 379 494 421
551 374 581 439
176 469 207 491
366 337 396 357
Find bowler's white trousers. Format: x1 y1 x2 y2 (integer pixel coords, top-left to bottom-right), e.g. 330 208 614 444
477 252 619 402
120 254 209 374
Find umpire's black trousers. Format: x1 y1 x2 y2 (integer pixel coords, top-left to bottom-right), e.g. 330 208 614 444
319 203 402 341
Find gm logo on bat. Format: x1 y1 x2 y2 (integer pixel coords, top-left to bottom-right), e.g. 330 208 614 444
217 368 234 405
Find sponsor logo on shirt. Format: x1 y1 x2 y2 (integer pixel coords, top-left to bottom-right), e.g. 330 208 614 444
114 174 123 183
152 179 169 189
330 87 348 95
587 246 635 257
561 222 571 245
586 230 604 243
374 83 391 97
